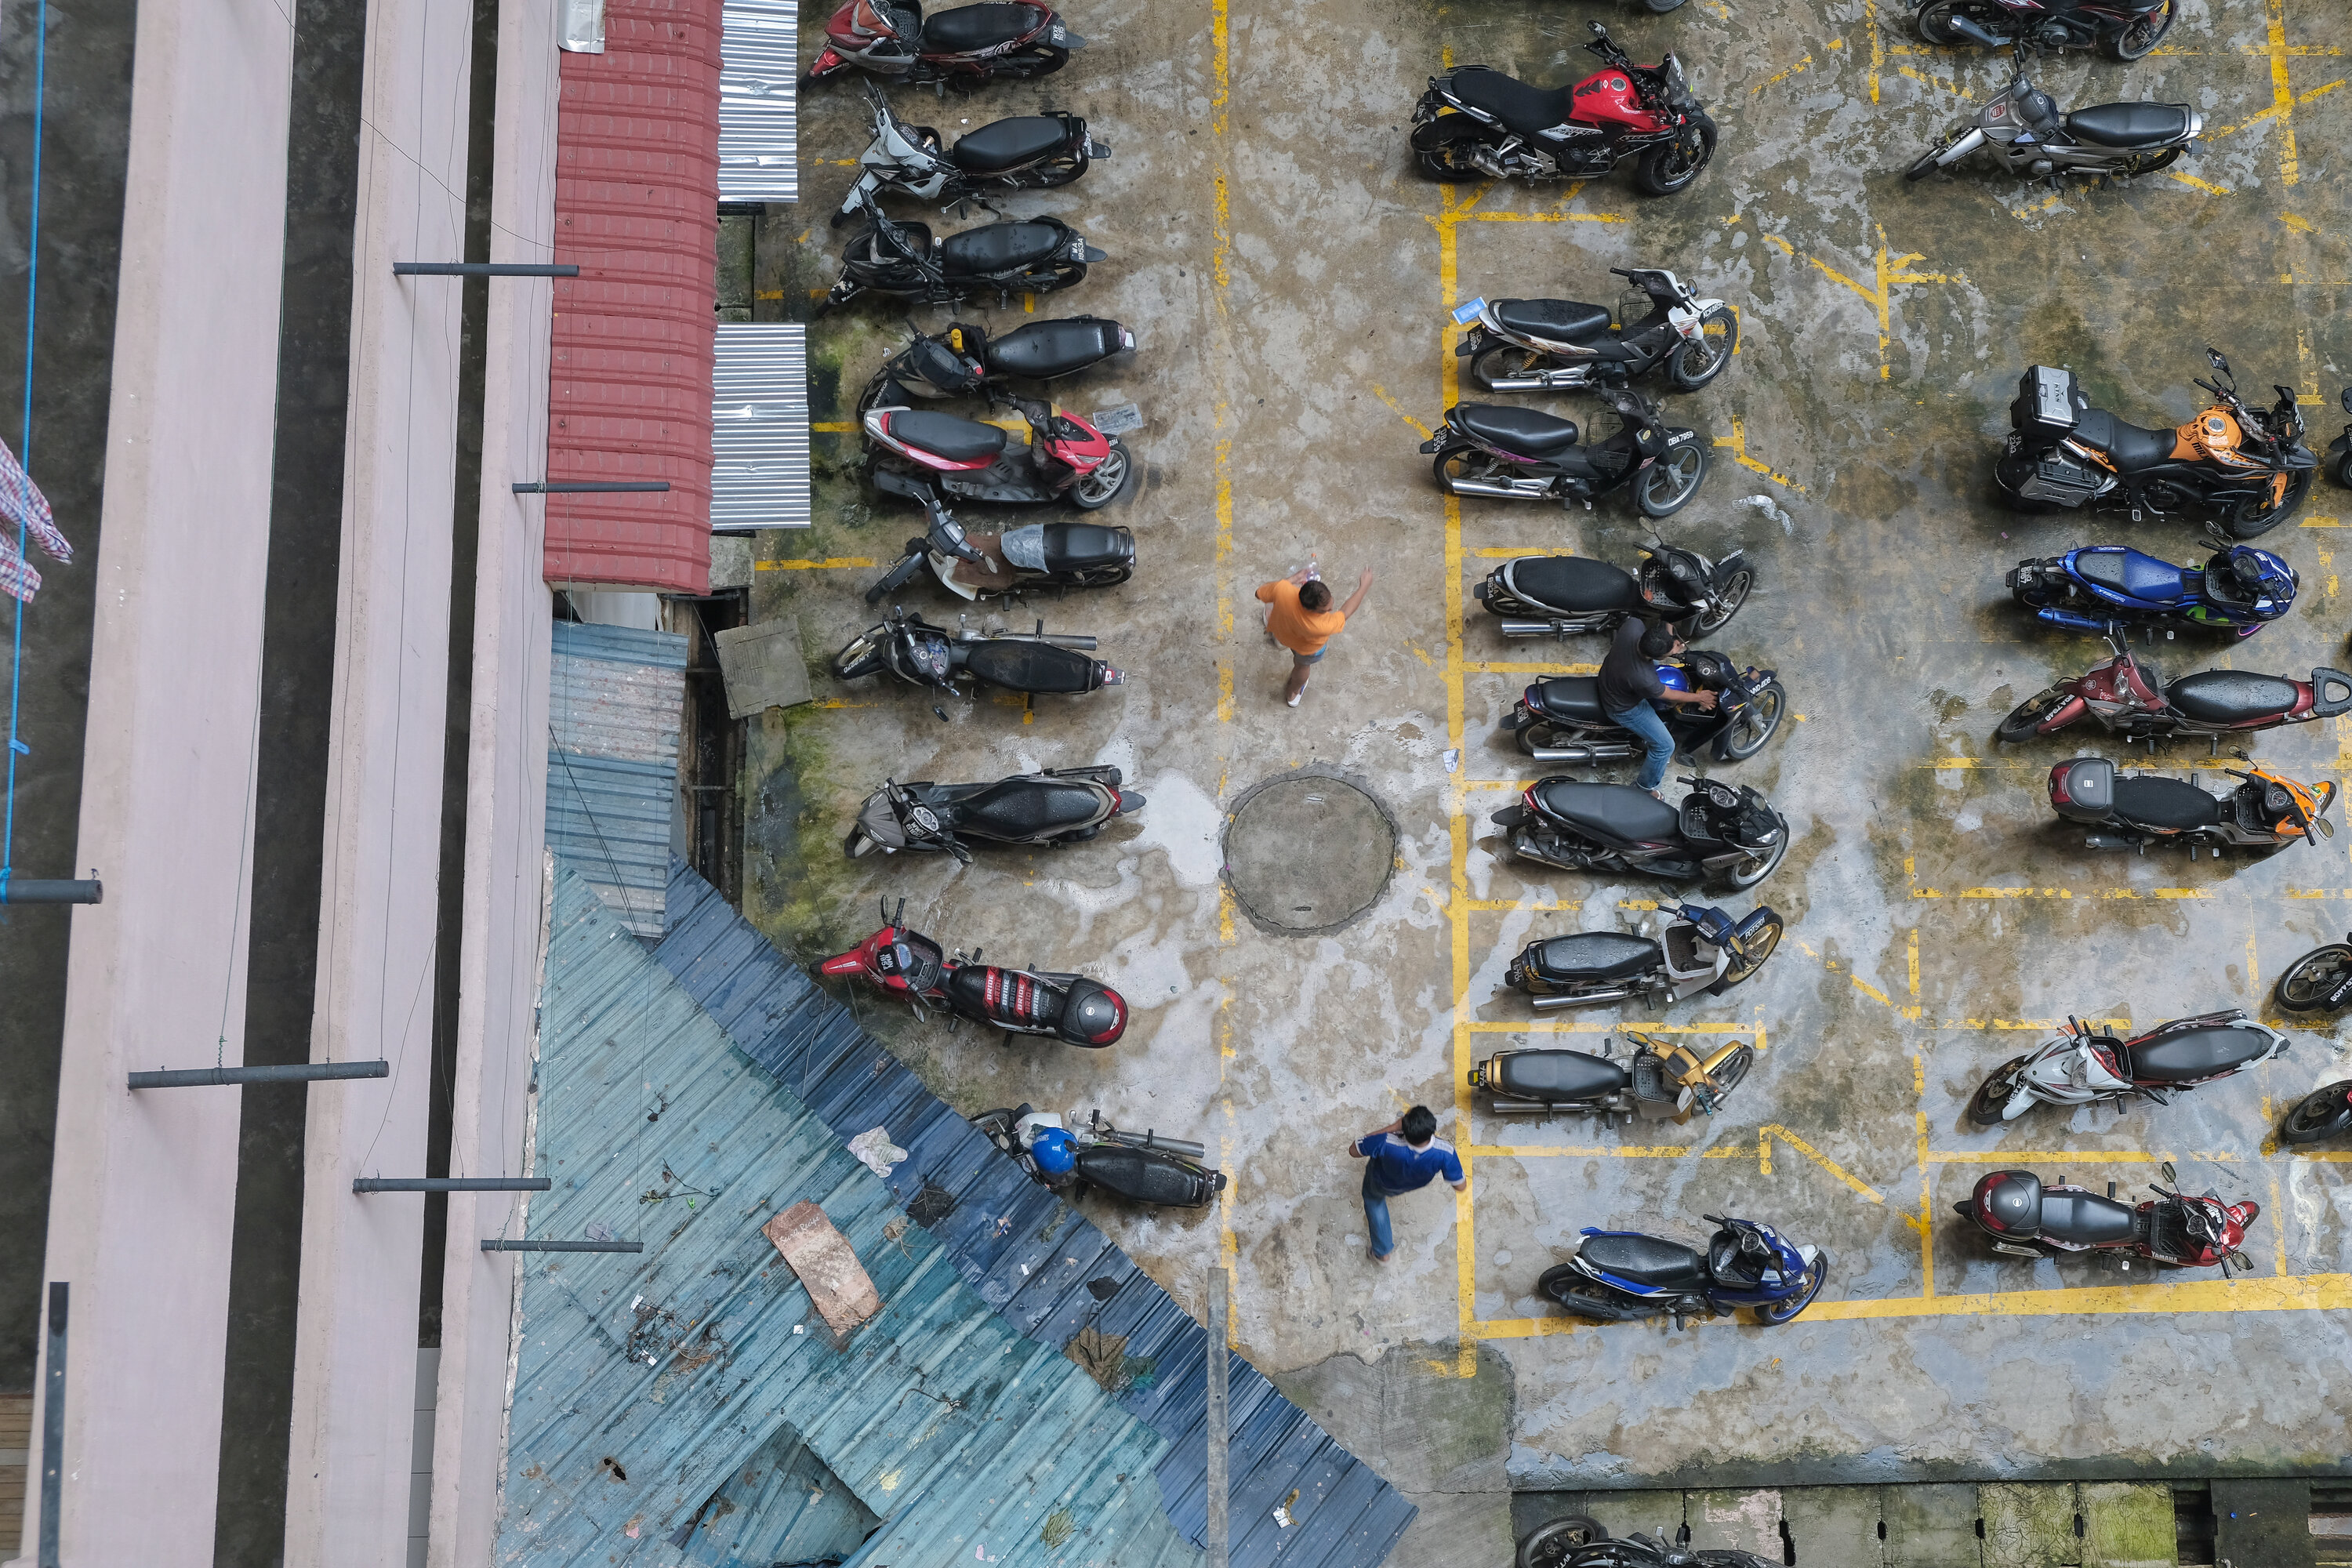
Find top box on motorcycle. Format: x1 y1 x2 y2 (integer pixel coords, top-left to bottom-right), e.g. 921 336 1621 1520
2013 365 2086 441
2049 756 2115 822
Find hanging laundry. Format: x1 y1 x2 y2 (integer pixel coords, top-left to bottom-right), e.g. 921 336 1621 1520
0 536 38 605
0 437 70 566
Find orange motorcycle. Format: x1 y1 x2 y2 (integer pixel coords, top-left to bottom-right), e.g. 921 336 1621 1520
2048 755 2335 854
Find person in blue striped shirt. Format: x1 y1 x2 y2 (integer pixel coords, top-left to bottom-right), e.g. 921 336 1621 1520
1348 1105 1467 1263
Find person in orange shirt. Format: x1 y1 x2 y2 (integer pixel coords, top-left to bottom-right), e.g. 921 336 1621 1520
1257 565 1374 707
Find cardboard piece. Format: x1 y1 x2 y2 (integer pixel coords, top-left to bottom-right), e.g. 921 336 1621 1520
762 1201 880 1334
712 616 811 717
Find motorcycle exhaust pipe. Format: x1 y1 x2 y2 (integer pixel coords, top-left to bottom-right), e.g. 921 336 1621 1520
1102 1130 1208 1161
1528 743 1635 764
1483 371 1590 392
1445 477 1552 499
1497 619 1581 637
2034 607 2115 635
1530 987 1633 1010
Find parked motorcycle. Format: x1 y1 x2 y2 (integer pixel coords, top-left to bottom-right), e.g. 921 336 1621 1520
820 898 1127 1046
1995 357 2316 539
1454 269 1737 395
831 608 1123 706
1423 389 1710 518
1494 775 1790 891
2327 387 2352 488
1501 649 1786 764
1538 1214 1828 1328
800 0 1081 89
1474 541 1754 641
864 488 1134 604
1412 23 1716 195
973 1105 1225 1207
2048 755 2336 854
2274 933 2352 1016
820 195 1105 314
1904 23 2198 181
1502 902 1784 1012
1955 1165 2258 1275
843 768 1142 860
2280 1080 2352 1145
1516 1520 1776 1568
1470 1030 1755 1123
862 385 1131 509
2006 543 2297 638
834 82 1104 222
1995 633 2352 746
1914 0 2175 60
875 318 1134 398
1968 1011 2288 1125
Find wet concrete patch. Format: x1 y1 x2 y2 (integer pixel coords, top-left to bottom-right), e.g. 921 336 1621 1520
1223 771 1399 936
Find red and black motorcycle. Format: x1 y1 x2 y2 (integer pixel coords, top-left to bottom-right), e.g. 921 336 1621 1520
820 899 1128 1047
862 377 1131 510
2281 1080 2352 1145
801 0 1081 89
1411 23 1716 194
1996 633 2352 746
1956 1166 2259 1276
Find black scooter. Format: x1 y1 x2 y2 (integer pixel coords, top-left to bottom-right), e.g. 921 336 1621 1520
1471 1031 1754 1123
1501 649 1786 765
844 768 1142 860
1455 268 1737 395
831 608 1123 708
1494 775 1790 891
1423 388 1710 518
877 318 1134 398
973 1105 1225 1208
818 193 1105 315
1474 540 1754 641
2328 387 2352 488
864 487 1134 605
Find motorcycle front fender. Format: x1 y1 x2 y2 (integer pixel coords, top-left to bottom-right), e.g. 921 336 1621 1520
1936 126 1987 167
2329 434 2350 459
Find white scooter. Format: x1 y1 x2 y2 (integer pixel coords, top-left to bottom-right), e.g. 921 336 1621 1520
834 80 1106 223
1968 1011 2286 1125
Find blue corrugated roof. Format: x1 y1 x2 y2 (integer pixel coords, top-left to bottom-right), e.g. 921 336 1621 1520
499 867 1201 1568
654 860 1419 1568
546 619 688 935
675 1422 877 1568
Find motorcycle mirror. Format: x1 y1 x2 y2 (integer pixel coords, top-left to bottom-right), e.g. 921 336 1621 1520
2160 1160 2178 1186
2206 347 2229 374
2341 387 2352 415
2231 1250 2252 1271
1587 18 1606 34
933 705 951 723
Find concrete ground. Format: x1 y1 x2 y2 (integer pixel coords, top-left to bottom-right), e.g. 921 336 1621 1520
759 0 2352 1556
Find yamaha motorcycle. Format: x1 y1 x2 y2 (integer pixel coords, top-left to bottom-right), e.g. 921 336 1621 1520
1501 649 1785 765
1516 1521 1777 1568
1956 1165 2259 1276
1503 903 1783 1013
1470 1030 1754 1123
2006 543 2297 638
843 768 1142 861
1494 775 1790 891
973 1105 1225 1207
1412 24 1716 196
1996 357 2316 539
2280 1080 2352 1145
1454 269 1737 395
801 0 1081 89
1995 633 2352 746
864 488 1133 604
819 194 1105 314
1538 1215 1827 1327
862 384 1131 509
1474 542 1753 640
874 318 1134 398
1969 1011 2288 1125
834 82 1104 223
1904 23 2199 181
832 608 1123 705
1423 389 1710 518
2275 933 2352 1017
1915 0 2176 60
2048 755 2336 854
820 898 1128 1047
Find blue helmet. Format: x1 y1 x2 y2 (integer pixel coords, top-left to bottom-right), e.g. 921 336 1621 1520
1029 1126 1077 1175
1654 662 1693 693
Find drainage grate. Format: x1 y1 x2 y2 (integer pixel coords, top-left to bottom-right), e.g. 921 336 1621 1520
1221 772 1397 937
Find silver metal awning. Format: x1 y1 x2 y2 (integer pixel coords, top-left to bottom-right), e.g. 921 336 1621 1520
718 0 798 202
711 323 810 532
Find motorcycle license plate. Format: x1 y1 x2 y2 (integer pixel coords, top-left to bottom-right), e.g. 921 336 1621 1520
1087 138 1111 158
1050 23 1066 41
1452 296 1487 326
1418 436 1443 454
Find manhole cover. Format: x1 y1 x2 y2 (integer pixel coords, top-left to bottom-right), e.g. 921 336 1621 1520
1223 774 1396 936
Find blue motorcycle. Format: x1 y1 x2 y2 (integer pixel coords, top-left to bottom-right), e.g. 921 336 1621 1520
1538 1214 1826 1328
2007 543 2296 638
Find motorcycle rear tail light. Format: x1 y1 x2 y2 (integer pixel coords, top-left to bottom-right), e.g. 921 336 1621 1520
1101 666 1124 686
1523 785 1541 817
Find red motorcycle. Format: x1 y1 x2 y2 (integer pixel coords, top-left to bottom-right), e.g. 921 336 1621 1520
819 899 1128 1047
1955 1166 2258 1276
862 377 1130 510
802 0 1080 89
1997 633 2352 745
1410 23 1716 195
2281 1080 2352 1145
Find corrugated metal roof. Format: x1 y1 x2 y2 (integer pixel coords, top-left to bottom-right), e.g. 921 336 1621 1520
498 868 1203 1568
717 0 797 202
711 324 810 532
546 621 687 935
653 861 1420 1568
675 1421 877 1568
545 0 721 594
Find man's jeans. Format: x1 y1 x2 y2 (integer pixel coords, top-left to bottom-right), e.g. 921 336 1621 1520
1607 699 1676 792
1362 1161 1404 1260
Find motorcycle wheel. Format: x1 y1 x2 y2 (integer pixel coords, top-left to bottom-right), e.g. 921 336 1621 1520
1011 152 1088 190
832 633 886 681
1706 1043 1758 1094
1642 0 1689 11
2222 468 2312 539
1914 0 1984 45
844 826 880 858
1904 147 1948 183
1994 687 2068 743
1969 1056 2031 1127
996 43 1069 78
1632 118 1715 197
2120 146 2184 177
1637 443 1709 517
1718 826 1789 891
1040 260 1088 294
1516 1517 1610 1568
1414 118 1494 183
1539 1267 1630 1320
1754 1250 1829 1326
2106 0 2176 60
1432 441 1494 495
1069 439 1132 510
1714 681 1785 762
1668 308 1739 392
1471 342 1549 391
2336 448 2352 488
2281 1081 2352 1145
1691 566 1754 638
2274 943 2352 1014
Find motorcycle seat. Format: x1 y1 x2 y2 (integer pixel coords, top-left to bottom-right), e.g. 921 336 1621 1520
950 964 1064 1027
985 317 1126 379
953 779 1105 837
2165 668 2299 724
1040 521 1134 572
1493 297 1613 343
1488 1048 1628 1101
889 409 1008 463
2064 102 2191 147
1076 1145 1210 1205
2069 408 2172 472
1578 1232 1710 1290
1526 931 1660 982
2109 774 2222 830
2036 1188 2139 1246
1447 66 1575 140
920 2 1036 52
939 220 1069 274
2122 1024 2267 1082
952 115 1070 171
1534 779 1682 843
1501 556 1639 613
2072 547 2192 604
964 638 1100 694
1457 403 1581 456
1530 677 1607 722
